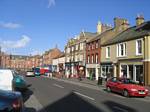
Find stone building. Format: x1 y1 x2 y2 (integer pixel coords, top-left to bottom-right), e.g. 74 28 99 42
65 31 97 78
101 15 150 86
99 17 130 79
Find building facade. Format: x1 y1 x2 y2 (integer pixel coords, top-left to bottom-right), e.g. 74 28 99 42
43 48 61 66
101 16 150 85
52 53 65 74
65 31 97 78
86 22 112 80
100 17 130 79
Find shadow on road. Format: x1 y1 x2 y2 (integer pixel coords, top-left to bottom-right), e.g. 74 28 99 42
22 89 33 102
103 101 137 112
24 107 36 112
38 92 103 112
22 88 37 112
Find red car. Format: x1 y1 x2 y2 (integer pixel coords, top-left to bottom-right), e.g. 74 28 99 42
106 77 149 97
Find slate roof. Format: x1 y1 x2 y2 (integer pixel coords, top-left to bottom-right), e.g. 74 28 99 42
11 55 29 59
102 21 150 46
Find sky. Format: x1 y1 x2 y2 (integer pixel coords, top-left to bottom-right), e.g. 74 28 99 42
0 0 150 55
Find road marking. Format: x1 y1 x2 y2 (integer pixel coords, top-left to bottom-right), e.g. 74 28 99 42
113 106 128 112
53 83 64 89
73 91 95 101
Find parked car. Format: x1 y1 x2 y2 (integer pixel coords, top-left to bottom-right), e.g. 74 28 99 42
0 69 29 92
106 77 149 97
0 89 23 112
25 71 34 77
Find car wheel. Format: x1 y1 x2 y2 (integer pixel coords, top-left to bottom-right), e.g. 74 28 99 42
123 90 129 97
107 86 111 92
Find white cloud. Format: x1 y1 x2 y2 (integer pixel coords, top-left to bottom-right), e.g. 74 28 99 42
48 0 55 8
0 22 21 29
0 35 31 49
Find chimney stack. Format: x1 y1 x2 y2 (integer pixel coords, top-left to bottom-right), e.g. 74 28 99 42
114 17 129 31
136 14 144 26
97 21 102 34
121 20 130 30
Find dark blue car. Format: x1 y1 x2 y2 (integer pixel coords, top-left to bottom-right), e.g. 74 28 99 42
0 90 23 112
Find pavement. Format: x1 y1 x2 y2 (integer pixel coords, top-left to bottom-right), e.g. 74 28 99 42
48 76 150 97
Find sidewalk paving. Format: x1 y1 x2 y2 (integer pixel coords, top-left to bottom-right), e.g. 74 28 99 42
51 76 150 97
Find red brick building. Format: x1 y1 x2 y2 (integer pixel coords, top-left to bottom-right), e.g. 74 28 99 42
86 22 112 80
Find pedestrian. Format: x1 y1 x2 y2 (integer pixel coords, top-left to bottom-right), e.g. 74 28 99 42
139 74 143 86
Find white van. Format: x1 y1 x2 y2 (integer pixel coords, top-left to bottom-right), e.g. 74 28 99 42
0 69 14 91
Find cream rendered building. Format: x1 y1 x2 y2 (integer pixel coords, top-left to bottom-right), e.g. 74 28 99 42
101 16 150 85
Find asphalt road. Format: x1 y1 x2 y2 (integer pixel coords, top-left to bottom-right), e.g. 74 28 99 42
23 76 150 112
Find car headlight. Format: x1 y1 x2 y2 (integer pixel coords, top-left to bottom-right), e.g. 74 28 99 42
130 89 138 91
145 89 149 92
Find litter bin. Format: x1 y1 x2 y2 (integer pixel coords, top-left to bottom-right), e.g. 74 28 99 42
97 77 103 85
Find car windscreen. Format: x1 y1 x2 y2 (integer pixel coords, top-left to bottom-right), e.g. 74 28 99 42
120 79 135 84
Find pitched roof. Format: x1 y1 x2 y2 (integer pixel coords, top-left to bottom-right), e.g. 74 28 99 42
102 21 150 46
86 29 113 43
53 52 65 59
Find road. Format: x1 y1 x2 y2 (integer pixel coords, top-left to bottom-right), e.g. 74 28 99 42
23 76 150 112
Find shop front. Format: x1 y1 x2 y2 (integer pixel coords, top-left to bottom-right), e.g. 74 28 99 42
101 62 113 79
86 64 100 80
65 62 71 78
119 61 143 82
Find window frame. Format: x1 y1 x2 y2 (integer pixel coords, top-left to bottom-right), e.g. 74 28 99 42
117 43 127 57
136 39 142 55
106 46 110 58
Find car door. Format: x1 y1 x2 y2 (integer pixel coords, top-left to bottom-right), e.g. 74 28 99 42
115 81 124 93
109 78 118 92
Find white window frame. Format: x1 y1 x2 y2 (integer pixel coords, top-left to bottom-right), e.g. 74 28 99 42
92 43 95 50
76 44 78 51
80 55 83 61
117 43 126 57
106 46 110 58
136 39 142 55
72 46 74 52
80 43 84 50
88 45 90 51
95 54 98 63
91 55 94 64
96 41 98 49
87 55 90 64
67 48 70 53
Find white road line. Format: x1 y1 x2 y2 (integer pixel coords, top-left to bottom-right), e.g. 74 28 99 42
53 83 64 88
113 106 128 112
74 91 95 101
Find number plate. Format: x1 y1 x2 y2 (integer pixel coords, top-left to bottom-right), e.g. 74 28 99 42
139 92 145 94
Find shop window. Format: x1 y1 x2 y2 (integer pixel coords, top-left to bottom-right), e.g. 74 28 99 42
135 65 143 82
120 65 127 77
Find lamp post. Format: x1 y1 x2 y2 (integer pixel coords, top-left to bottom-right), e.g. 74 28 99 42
69 59 71 78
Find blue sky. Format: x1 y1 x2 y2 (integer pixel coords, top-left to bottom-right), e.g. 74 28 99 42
0 0 150 55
